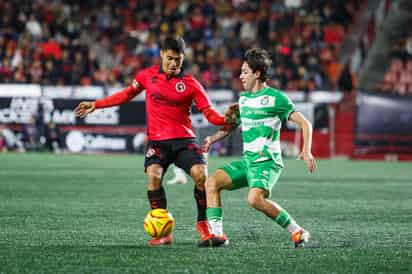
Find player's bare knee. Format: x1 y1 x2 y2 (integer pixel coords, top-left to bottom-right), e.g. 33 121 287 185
146 166 163 189
147 170 162 182
205 176 219 194
190 165 207 186
247 192 264 210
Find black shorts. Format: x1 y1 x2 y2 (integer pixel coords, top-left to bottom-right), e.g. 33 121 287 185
144 138 206 174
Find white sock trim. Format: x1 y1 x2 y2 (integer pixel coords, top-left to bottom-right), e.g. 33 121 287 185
287 220 301 234
208 219 223 236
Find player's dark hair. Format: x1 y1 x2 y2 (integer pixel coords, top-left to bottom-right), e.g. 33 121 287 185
161 36 186 54
244 48 272 82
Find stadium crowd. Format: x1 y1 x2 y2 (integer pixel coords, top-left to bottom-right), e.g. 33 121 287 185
378 35 412 96
0 0 361 92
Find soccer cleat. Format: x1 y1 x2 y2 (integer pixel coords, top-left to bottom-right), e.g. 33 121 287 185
148 234 173 246
291 228 311 248
166 178 188 185
196 220 212 240
166 168 188 185
197 234 229 248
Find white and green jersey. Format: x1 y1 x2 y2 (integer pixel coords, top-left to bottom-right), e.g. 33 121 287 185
238 86 295 167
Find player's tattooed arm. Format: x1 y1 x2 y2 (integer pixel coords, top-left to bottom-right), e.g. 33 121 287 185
202 126 236 152
203 103 239 152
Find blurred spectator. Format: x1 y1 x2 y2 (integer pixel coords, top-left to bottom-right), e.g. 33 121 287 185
1 128 25 152
378 35 412 96
21 115 41 151
26 14 42 39
0 59 13 82
41 38 62 60
43 60 59 85
44 122 62 153
209 140 228 156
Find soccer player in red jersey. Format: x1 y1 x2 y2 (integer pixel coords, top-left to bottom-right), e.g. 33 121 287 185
74 36 230 246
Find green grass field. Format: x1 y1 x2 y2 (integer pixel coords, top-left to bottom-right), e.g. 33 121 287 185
0 153 411 273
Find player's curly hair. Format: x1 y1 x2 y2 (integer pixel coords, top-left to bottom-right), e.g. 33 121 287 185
244 48 272 82
161 36 186 54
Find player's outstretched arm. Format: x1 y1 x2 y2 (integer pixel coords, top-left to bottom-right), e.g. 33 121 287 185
289 111 317 173
74 81 142 119
201 104 240 127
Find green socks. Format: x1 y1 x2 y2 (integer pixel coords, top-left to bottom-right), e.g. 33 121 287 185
273 209 292 228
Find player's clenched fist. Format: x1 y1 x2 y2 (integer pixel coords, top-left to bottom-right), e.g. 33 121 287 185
74 101 96 118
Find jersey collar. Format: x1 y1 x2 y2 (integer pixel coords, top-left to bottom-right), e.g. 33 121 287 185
158 66 185 80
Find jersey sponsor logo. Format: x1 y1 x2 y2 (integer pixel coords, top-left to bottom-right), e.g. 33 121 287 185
240 95 275 108
175 81 186 93
241 117 281 130
150 93 181 106
241 108 271 116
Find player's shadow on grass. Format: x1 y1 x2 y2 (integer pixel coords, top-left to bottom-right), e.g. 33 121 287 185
69 240 198 249
31 243 197 253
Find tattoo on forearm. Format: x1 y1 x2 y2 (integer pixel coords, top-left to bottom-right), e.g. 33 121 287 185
210 130 231 143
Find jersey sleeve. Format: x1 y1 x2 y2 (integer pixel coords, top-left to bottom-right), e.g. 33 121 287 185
94 70 147 108
276 92 296 121
192 78 212 111
133 70 146 92
94 85 141 108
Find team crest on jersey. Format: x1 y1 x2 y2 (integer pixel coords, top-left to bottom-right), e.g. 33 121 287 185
175 81 186 93
261 96 269 105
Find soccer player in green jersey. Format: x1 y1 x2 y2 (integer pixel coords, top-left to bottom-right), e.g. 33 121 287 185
198 48 316 248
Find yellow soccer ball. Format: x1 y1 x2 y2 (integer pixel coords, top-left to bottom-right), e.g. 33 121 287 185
144 208 175 239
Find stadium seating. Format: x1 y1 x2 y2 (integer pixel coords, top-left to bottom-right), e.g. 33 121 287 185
0 0 361 91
